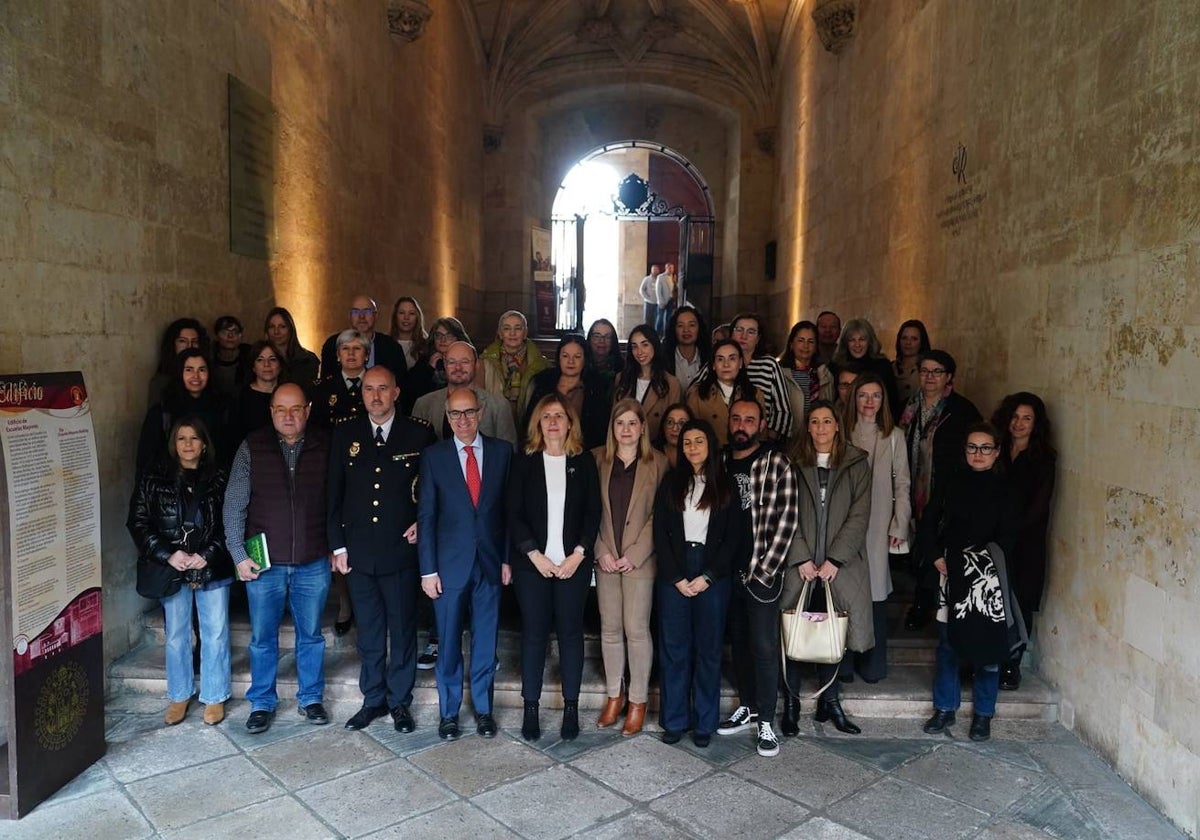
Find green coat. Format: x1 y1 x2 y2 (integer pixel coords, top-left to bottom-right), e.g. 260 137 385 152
782 445 875 652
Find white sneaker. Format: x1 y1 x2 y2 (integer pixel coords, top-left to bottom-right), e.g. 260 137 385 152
717 705 758 735
756 721 780 757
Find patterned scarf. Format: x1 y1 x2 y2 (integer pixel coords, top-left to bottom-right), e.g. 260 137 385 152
900 385 952 518
500 345 528 403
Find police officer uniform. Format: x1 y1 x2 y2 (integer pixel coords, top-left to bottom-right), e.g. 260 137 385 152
327 412 436 718
311 373 364 431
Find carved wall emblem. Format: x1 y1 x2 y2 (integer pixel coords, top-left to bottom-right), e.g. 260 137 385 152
811 0 857 54
387 0 432 43
576 16 619 45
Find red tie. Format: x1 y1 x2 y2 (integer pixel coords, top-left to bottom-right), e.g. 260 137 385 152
465 444 481 507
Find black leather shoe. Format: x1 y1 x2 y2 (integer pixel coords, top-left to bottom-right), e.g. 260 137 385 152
476 713 497 738
781 694 801 737
391 705 415 733
438 716 461 740
299 703 329 725
969 714 991 741
334 617 354 636
815 698 861 734
661 730 682 745
1000 663 1021 691
904 605 931 631
692 732 711 748
561 703 580 741
245 709 274 734
521 703 540 741
923 709 956 734
344 704 388 730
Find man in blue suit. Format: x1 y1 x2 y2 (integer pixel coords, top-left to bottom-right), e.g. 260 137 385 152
418 387 512 740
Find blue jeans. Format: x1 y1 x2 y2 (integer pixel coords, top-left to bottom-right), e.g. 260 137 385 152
161 581 231 704
933 622 1000 717
245 559 331 711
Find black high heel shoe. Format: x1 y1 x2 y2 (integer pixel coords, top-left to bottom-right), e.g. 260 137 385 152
521 702 540 741
781 693 801 737
814 698 861 734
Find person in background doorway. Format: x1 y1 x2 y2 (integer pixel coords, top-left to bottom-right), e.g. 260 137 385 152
639 264 661 328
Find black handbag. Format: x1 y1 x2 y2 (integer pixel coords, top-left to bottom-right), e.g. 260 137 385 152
136 558 183 599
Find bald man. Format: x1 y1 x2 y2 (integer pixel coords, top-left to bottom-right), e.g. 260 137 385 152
320 294 408 380
411 341 517 446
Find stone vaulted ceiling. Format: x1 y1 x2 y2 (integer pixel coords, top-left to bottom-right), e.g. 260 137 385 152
458 0 804 123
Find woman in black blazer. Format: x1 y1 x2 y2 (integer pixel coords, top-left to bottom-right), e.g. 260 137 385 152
509 393 601 742
653 419 744 748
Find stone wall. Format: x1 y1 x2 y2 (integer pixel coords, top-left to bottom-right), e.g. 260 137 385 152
775 0 1200 833
0 0 484 670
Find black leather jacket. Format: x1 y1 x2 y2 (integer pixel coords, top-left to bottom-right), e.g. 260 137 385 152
127 465 233 595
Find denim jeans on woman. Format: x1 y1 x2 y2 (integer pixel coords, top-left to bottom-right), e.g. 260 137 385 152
161 580 232 704
933 621 1000 717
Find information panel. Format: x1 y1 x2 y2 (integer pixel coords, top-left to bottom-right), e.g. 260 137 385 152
228 75 276 259
0 372 104 819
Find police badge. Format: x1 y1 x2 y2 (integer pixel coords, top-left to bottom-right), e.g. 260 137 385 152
349 441 361 457
328 394 338 406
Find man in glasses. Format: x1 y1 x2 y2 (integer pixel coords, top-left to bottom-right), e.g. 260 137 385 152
224 383 334 735
327 365 436 733
411 341 517 447
319 294 408 380
417 388 513 739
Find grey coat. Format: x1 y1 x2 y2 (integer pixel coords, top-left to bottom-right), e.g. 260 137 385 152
782 445 875 652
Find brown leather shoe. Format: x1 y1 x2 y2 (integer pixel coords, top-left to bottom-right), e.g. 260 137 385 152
164 700 189 726
596 694 626 728
203 702 225 726
622 701 647 736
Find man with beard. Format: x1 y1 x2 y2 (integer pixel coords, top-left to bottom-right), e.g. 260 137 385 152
716 398 799 758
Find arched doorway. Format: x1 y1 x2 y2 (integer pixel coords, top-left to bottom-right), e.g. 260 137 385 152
548 141 715 335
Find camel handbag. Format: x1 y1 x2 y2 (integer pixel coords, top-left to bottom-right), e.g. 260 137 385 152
781 577 848 664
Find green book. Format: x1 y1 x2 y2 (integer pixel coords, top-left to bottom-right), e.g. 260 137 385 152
244 533 271 572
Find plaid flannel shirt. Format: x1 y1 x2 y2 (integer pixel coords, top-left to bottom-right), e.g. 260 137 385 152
745 448 799 587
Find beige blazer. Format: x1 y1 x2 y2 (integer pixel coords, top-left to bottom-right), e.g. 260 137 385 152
591 448 669 580
617 373 682 442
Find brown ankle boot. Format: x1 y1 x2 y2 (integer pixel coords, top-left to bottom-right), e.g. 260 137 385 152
203 702 225 725
164 700 189 726
622 701 647 736
597 694 626 728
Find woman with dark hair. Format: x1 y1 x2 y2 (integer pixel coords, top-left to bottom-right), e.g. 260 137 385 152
508 394 601 742
210 315 252 400
832 318 901 421
522 335 610 450
586 319 624 383
263 307 320 387
127 416 233 726
779 320 826 423
402 315 471 414
685 339 760 447
843 373 910 683
918 422 1022 742
991 392 1057 690
388 296 428 371
730 313 793 441
137 349 231 474
592 399 668 735
663 305 711 393
893 319 931 407
479 310 550 424
613 324 682 441
654 418 743 747
148 317 209 405
654 403 692 469
782 400 872 736
898 349 981 630
232 340 285 445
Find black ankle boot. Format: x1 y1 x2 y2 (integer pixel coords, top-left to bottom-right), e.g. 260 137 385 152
815 698 861 734
1000 662 1021 691
521 702 540 741
561 702 580 741
781 694 801 737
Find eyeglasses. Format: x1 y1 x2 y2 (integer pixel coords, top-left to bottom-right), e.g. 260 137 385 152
919 368 948 377
271 405 307 417
432 331 454 341
219 327 242 336
350 308 376 317
447 408 480 421
663 417 688 429
731 326 759 336
965 443 997 454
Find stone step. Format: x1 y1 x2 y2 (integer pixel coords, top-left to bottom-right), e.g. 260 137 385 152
107 640 1057 721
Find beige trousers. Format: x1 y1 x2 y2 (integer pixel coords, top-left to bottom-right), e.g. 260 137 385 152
595 571 655 703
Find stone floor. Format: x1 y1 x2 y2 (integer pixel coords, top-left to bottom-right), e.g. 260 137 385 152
4 695 1185 840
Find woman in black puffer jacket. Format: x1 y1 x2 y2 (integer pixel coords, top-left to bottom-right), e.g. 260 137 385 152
127 415 233 727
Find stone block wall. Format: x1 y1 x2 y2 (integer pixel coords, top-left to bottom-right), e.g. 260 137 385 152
0 0 484 669
775 0 1200 833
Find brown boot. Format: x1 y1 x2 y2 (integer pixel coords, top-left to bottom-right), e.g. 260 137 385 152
596 694 626 728
621 701 647 736
164 700 189 726
203 702 225 726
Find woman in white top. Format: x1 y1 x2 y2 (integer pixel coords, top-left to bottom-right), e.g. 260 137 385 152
613 324 682 442
508 394 601 743
842 372 911 682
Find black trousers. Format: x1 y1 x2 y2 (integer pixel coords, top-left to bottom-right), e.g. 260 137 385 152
347 565 418 709
512 561 593 703
728 579 782 722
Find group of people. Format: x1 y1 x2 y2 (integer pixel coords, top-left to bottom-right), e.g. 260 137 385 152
126 291 1056 758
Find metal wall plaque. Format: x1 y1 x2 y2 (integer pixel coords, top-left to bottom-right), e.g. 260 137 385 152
228 75 276 259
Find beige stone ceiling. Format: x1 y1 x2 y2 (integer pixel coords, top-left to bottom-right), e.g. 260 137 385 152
458 0 803 121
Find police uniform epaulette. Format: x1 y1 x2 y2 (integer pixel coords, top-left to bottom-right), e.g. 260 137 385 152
408 416 434 430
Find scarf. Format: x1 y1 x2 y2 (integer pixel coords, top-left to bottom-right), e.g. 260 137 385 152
900 386 952 518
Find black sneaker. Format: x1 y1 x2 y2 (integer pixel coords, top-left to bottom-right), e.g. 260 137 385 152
417 642 438 670
717 705 758 735
756 721 780 757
